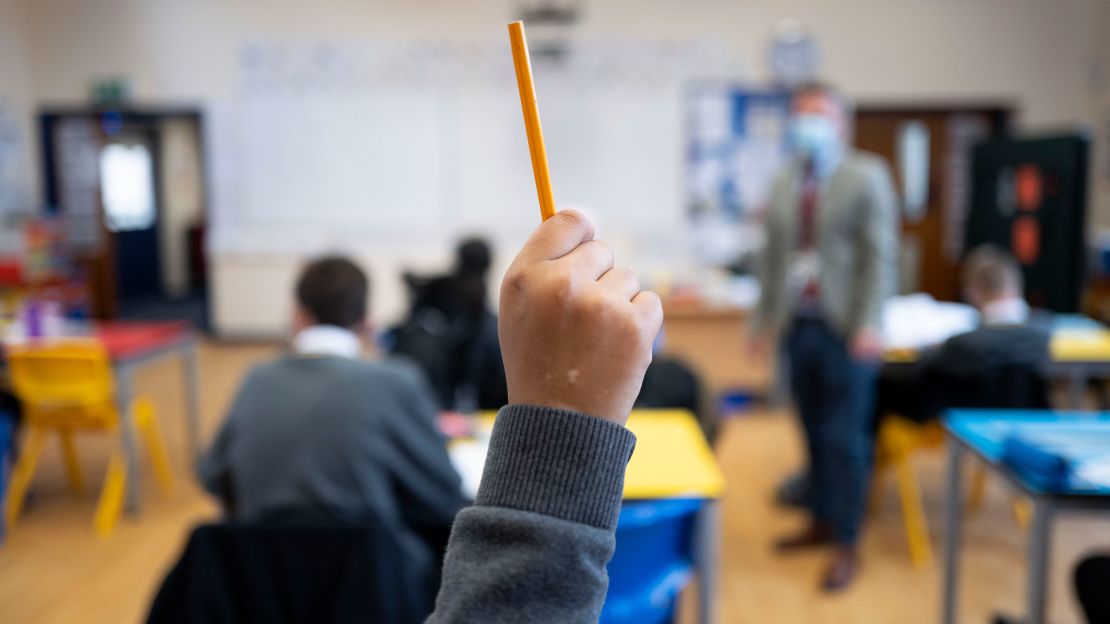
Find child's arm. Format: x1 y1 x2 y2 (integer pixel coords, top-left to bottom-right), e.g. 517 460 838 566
428 210 662 623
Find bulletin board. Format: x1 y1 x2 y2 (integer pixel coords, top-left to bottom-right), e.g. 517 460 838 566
684 85 791 266
966 134 1089 313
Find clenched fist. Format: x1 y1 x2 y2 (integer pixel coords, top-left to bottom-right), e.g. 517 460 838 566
498 210 664 426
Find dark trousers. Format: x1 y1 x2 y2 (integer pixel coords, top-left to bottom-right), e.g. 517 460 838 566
787 318 877 546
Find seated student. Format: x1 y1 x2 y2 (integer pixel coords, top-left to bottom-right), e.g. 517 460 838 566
634 332 713 442
876 244 1050 424
427 210 663 622
197 257 466 578
390 237 508 411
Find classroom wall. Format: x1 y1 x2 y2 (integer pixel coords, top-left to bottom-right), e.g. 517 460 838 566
0 0 36 215
158 118 204 298
9 0 1109 334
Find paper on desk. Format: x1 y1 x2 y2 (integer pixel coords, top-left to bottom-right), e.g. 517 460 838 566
882 293 979 351
1075 458 1110 490
449 438 489 500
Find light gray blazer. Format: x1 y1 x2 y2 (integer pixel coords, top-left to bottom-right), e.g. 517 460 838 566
755 149 899 340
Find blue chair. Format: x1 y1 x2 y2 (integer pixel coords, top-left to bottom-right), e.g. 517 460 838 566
0 411 14 543
601 498 704 624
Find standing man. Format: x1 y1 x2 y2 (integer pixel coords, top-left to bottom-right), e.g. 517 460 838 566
753 82 898 591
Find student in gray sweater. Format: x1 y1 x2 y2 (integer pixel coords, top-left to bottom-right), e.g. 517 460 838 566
428 210 663 623
197 257 466 576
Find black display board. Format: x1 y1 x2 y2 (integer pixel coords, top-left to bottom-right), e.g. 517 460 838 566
966 134 1089 312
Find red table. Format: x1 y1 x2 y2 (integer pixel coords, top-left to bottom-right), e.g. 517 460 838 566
3 321 201 511
93 321 200 511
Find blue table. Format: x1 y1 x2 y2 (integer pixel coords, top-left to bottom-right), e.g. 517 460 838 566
942 410 1110 624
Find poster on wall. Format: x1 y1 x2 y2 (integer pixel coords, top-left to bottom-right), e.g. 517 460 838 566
685 85 791 266
0 98 28 215
967 134 1089 313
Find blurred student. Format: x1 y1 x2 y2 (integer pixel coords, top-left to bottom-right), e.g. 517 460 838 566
752 81 898 591
391 237 508 410
876 244 1050 423
197 256 465 574
428 210 663 622
635 331 713 442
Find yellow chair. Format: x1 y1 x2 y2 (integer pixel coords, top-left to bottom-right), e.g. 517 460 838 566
4 343 174 538
872 415 945 568
872 414 1031 568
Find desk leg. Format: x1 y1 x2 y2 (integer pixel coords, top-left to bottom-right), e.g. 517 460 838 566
182 338 201 461
694 500 720 624
115 365 141 513
1026 498 1053 624
941 441 965 624
1066 369 1086 409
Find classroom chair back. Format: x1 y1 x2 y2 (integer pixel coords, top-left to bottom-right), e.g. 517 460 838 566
0 412 13 542
4 341 173 537
601 497 703 624
7 343 116 427
147 510 435 624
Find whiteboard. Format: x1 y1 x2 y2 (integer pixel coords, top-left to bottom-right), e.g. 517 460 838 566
208 39 734 254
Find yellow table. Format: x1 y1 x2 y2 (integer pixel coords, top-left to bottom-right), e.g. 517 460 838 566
1050 328 1110 361
454 409 724 624
1047 328 1110 407
623 410 726 499
459 409 725 500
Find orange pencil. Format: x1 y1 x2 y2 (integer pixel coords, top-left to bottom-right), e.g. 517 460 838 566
508 21 556 222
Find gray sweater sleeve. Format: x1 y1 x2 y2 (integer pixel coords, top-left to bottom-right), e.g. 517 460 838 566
427 404 637 624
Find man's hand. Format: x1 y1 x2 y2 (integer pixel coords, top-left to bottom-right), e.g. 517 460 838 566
499 210 664 426
850 326 884 363
748 333 772 360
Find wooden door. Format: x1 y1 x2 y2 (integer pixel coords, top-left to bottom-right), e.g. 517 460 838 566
853 106 1010 301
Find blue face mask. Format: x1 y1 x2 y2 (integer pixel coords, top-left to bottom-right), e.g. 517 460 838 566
788 114 841 169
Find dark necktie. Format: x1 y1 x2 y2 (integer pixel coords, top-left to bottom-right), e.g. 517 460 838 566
797 168 820 300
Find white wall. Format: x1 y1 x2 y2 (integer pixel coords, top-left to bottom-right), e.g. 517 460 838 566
158 118 203 298
10 0 1109 334
0 0 36 215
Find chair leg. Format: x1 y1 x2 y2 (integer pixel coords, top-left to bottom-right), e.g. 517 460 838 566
867 469 887 517
5 426 48 528
93 450 127 539
132 398 174 495
1011 496 1032 531
869 420 896 518
58 429 85 494
967 464 988 515
893 452 933 568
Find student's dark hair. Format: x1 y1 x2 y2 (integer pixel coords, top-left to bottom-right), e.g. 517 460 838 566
295 256 370 328
961 244 1023 298
456 237 492 275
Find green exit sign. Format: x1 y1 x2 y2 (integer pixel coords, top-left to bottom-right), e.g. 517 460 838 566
89 77 131 106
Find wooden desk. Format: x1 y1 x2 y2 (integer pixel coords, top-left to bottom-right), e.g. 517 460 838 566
661 302 771 397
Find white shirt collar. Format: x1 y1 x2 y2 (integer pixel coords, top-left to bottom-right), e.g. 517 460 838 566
980 298 1030 326
292 325 362 359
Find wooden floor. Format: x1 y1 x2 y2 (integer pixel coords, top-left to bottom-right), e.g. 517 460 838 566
0 341 1107 623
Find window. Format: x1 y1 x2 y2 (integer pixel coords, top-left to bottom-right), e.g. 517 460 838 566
99 142 155 231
